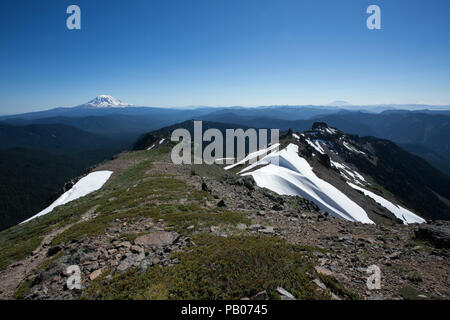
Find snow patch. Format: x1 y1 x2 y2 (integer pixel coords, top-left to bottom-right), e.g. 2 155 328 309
21 171 113 224
347 182 425 224
331 160 367 184
305 138 325 155
241 144 374 224
343 141 366 155
214 157 235 164
224 143 280 170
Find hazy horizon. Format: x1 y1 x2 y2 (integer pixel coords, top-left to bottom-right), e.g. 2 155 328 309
2 95 450 117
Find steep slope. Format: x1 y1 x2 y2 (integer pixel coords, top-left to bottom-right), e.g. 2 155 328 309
343 136 450 221
4 115 162 137
0 123 113 153
0 122 134 231
0 148 121 231
400 143 450 177
292 123 450 221
238 144 374 224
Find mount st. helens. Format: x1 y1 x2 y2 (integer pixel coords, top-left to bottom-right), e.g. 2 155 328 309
1 121 448 300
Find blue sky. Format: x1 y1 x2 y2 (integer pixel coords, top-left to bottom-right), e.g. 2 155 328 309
0 0 450 113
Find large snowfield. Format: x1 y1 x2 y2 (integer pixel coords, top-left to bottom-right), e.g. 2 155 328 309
239 144 374 224
347 182 425 224
21 170 113 224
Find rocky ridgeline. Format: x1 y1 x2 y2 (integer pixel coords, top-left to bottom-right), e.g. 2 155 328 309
3 148 449 300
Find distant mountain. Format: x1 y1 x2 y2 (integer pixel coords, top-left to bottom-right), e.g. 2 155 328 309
313 111 450 169
200 110 450 176
327 100 352 107
3 115 164 138
1 99 449 175
377 104 450 111
79 95 132 108
0 98 215 128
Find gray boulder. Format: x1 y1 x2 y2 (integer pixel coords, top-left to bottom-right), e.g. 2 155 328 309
135 231 179 248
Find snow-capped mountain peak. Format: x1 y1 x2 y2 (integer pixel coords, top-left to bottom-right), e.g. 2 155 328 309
86 95 131 107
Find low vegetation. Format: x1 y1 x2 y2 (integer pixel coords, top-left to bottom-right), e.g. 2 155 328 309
318 274 359 300
83 234 330 300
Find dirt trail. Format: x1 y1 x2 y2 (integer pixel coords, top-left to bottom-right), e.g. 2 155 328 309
0 206 98 299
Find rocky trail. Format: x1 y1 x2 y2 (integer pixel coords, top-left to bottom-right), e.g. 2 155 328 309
0 206 98 299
